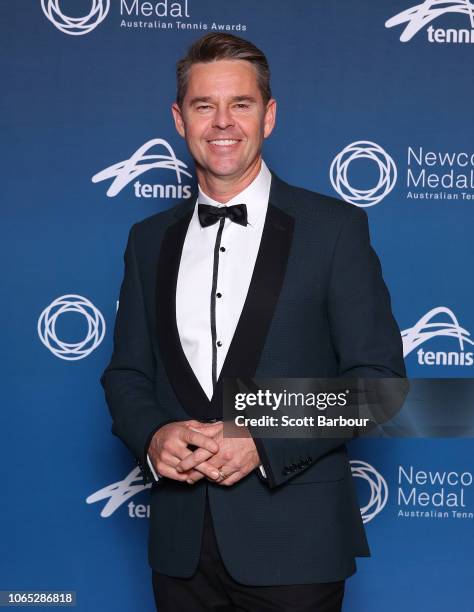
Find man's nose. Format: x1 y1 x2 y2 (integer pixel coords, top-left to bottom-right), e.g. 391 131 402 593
213 106 234 130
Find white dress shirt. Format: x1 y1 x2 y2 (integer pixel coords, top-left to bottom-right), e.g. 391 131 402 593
147 159 271 481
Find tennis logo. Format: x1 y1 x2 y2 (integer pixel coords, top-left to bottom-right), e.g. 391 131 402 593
86 467 150 518
386 0 474 43
350 460 388 523
401 306 474 366
41 0 110 36
330 141 397 207
38 294 106 361
92 138 193 200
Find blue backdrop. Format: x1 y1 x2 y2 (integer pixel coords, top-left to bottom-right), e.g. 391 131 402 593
2 1 473 610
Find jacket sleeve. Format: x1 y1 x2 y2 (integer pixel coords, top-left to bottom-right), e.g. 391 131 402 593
254 206 406 488
100 223 174 485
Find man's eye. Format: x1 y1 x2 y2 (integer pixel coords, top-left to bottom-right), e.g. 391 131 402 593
235 104 249 109
197 105 211 110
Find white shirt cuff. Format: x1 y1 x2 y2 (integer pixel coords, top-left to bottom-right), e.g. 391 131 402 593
259 464 267 478
147 454 161 482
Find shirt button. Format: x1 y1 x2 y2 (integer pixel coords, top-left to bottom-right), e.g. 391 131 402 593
216 292 222 298
220 246 226 252
216 341 223 347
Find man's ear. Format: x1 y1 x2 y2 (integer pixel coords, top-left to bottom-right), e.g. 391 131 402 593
171 102 186 138
263 98 277 139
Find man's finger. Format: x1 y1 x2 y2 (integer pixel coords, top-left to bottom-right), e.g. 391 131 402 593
176 448 220 478
185 419 222 430
153 463 190 482
185 460 226 483
148 443 195 472
188 423 223 438
152 450 218 484
184 468 206 484
159 449 188 466
181 429 220 454
216 467 246 486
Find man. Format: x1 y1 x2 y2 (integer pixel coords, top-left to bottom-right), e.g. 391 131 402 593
101 33 405 611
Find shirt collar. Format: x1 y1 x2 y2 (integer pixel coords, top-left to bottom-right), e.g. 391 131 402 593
196 159 271 228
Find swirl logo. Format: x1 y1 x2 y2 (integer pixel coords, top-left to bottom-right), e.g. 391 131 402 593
41 0 110 36
330 141 397 207
38 294 106 361
351 460 388 523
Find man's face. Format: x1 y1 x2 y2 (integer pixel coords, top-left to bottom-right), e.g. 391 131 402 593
172 59 276 183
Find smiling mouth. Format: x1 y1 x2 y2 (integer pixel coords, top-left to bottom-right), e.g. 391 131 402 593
207 139 241 146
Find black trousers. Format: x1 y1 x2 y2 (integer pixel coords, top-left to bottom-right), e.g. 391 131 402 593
152 496 345 612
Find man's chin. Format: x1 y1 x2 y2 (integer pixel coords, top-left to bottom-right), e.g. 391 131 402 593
199 163 246 181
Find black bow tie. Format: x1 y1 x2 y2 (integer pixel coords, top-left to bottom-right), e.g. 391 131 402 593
198 203 248 228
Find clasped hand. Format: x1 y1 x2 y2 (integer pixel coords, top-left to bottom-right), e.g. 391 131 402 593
148 420 260 486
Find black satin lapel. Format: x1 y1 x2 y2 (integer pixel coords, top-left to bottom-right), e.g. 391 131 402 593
156 208 213 420
211 202 295 414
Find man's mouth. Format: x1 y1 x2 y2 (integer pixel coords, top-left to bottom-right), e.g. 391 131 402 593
207 139 240 147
